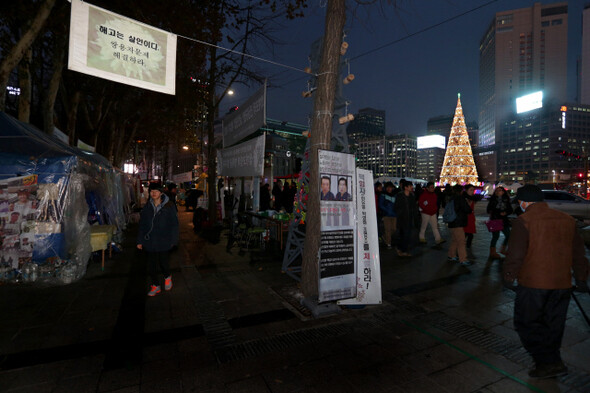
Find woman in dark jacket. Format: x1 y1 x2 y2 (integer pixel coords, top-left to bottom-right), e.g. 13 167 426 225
447 184 472 266
486 186 513 260
137 183 179 297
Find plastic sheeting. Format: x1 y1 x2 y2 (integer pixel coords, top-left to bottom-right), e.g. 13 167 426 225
0 112 131 284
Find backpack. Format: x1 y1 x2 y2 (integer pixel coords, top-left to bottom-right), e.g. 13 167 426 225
442 199 457 223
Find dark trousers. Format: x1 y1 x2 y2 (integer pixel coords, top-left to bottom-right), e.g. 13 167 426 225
147 251 171 286
514 287 571 365
397 222 412 252
465 233 474 248
490 226 511 248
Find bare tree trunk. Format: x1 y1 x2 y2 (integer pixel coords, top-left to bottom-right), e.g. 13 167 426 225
106 120 118 161
0 0 56 111
115 121 139 168
301 0 346 299
67 91 81 146
206 45 218 223
17 48 33 122
43 39 66 134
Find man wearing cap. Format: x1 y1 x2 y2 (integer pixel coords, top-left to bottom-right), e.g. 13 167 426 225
137 182 179 297
504 184 589 379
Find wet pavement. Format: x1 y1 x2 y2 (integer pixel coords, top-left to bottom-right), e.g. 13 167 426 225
1 207 589 393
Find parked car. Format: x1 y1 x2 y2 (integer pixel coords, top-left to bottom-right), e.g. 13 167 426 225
512 190 590 222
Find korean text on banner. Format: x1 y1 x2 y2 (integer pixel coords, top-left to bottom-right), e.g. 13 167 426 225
338 169 382 305
218 135 265 177
223 82 266 148
318 150 357 303
68 0 177 95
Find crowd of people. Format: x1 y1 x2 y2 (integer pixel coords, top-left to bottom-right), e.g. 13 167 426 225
374 180 519 264
260 179 297 213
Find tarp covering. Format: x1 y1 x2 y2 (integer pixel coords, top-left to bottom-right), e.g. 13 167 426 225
0 112 130 284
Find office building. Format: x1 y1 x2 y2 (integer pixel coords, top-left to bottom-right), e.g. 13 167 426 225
497 103 590 183
356 134 417 178
417 135 446 182
346 108 386 144
478 2 569 180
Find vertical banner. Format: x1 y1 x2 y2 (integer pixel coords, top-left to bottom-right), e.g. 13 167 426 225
217 134 265 177
318 150 356 303
222 82 267 148
68 0 177 95
338 169 382 305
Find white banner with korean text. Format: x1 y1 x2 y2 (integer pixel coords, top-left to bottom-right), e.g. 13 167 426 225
217 135 265 177
338 169 382 305
318 150 356 303
223 82 266 148
68 0 177 95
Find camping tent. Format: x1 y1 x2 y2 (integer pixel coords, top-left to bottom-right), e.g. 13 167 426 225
0 112 130 284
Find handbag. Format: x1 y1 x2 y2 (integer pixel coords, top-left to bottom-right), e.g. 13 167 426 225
485 219 504 232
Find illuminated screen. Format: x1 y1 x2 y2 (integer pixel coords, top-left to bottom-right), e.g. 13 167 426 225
417 135 445 149
516 91 543 113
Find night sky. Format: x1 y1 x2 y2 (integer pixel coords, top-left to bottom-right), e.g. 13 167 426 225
220 0 585 137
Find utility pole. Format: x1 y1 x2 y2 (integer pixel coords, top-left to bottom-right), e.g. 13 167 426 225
301 0 346 298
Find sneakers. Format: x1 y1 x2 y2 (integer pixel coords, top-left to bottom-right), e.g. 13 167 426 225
528 361 568 379
447 257 458 263
419 238 427 244
164 276 173 291
148 285 161 297
436 239 446 245
397 249 412 257
459 260 473 266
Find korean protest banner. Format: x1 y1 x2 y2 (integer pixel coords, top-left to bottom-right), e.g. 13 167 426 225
223 82 266 148
217 135 265 177
318 150 356 303
338 169 382 306
68 0 177 95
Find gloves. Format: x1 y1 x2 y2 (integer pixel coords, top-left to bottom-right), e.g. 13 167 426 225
574 281 589 293
503 280 517 292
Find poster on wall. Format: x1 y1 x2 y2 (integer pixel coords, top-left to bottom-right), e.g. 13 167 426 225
68 0 177 95
338 169 382 305
0 175 64 271
318 150 356 303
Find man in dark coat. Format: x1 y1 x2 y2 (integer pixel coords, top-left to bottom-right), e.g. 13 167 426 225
394 180 417 257
137 183 179 297
504 184 589 379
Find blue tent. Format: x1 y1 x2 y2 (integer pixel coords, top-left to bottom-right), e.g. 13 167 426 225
0 112 128 284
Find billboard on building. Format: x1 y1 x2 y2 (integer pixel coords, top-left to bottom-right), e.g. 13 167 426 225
417 135 445 149
516 91 543 114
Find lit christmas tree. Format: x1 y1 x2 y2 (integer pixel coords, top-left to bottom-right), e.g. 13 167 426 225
439 94 478 185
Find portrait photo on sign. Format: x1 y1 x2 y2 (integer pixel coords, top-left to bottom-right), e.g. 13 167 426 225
335 176 353 202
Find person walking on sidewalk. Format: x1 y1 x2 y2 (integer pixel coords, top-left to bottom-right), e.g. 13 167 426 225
446 184 472 266
378 182 397 249
137 182 179 297
394 180 417 257
503 184 589 379
463 184 479 255
486 186 513 260
418 182 444 246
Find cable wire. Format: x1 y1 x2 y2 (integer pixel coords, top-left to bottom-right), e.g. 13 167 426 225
350 0 498 61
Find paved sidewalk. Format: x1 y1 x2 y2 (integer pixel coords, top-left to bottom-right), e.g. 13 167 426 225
0 210 589 393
